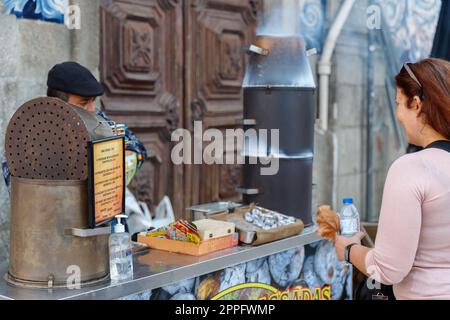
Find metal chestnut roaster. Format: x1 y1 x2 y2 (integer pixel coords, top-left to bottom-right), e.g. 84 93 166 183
239 35 316 227
5 97 114 288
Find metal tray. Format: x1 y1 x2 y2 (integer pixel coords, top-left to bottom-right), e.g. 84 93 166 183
239 230 256 244
187 202 243 221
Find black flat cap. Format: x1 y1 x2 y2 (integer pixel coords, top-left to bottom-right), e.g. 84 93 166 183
47 61 104 97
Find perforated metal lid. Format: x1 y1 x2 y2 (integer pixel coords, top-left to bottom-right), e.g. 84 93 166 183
5 97 113 181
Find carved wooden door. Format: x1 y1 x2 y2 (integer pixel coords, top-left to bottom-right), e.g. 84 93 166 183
184 0 259 208
100 0 259 218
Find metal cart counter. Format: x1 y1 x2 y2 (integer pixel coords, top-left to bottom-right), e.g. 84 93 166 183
0 227 329 300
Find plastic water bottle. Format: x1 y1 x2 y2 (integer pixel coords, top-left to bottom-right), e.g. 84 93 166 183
339 198 360 237
109 215 134 282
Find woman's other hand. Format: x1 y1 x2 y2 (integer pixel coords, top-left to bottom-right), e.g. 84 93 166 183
334 232 366 262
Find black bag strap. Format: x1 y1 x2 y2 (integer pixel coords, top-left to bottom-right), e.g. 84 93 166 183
425 140 450 153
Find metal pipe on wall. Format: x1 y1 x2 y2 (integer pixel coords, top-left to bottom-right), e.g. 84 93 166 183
317 0 356 210
366 5 376 222
318 0 356 131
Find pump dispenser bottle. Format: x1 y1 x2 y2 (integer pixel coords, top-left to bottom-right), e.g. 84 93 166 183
109 215 133 282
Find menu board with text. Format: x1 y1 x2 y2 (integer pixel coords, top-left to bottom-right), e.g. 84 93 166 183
88 137 125 228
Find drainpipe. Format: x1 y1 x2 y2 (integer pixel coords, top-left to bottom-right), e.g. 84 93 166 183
366 3 376 222
317 0 356 209
318 0 356 131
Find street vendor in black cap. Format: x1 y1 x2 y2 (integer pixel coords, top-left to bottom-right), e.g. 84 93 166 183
2 61 147 188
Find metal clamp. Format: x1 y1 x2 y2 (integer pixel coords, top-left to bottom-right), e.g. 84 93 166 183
306 48 318 57
236 119 257 126
65 227 111 238
245 45 269 56
148 149 162 163
235 187 260 195
47 274 55 289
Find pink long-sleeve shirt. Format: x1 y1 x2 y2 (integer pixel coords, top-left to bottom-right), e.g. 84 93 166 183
365 148 450 300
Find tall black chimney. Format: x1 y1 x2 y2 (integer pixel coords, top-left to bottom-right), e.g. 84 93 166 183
239 35 316 227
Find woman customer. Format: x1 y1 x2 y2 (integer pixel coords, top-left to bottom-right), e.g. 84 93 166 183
334 58 450 300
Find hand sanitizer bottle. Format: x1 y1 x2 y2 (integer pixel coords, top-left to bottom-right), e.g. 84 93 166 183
109 215 133 282
339 198 361 237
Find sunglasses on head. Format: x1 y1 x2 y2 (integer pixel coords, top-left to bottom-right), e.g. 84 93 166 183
403 63 425 101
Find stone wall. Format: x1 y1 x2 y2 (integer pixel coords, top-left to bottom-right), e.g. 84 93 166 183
330 0 371 216
325 0 404 220
0 0 101 263
308 0 403 222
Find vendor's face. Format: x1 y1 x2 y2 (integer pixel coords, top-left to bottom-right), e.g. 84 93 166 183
396 87 424 146
68 94 96 113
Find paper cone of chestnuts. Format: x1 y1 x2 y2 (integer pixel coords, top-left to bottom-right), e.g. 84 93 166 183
316 205 340 242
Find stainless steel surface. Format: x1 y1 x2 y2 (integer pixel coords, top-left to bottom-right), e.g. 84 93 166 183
64 227 111 238
235 119 257 126
187 202 242 214
0 228 320 300
235 187 260 195
243 36 315 88
246 45 269 56
8 177 109 288
306 48 318 57
239 230 256 244
187 202 243 220
5 97 113 181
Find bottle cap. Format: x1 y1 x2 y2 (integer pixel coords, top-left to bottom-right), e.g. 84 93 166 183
114 214 128 233
343 198 354 205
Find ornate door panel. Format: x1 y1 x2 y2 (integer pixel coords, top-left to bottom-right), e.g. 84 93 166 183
100 0 184 214
184 0 259 207
100 0 259 218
